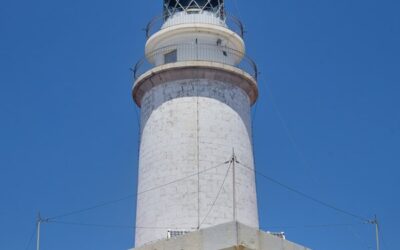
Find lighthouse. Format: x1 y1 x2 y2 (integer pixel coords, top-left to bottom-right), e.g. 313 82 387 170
131 1 310 249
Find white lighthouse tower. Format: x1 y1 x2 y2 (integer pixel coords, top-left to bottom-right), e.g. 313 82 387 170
132 1 310 249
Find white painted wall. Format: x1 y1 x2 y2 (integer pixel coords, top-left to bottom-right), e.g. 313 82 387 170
150 43 240 67
146 12 245 65
135 79 259 247
163 12 226 28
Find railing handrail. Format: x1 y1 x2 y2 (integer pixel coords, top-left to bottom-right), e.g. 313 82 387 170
145 13 245 39
133 43 257 81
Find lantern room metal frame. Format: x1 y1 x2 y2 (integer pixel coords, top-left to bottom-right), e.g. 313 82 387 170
163 0 225 20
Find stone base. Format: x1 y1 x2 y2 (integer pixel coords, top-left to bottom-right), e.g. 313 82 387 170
130 222 310 250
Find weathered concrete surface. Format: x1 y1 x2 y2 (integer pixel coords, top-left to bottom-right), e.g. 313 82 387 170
135 79 259 246
133 61 259 107
130 222 311 250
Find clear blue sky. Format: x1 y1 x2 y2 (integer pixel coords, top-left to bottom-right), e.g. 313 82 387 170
0 0 399 249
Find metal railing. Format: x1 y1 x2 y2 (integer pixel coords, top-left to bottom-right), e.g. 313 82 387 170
145 13 245 39
133 43 257 81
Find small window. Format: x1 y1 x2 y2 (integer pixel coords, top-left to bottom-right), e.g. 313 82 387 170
222 50 228 56
164 50 177 64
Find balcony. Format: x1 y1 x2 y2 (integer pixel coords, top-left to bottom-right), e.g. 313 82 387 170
133 43 258 81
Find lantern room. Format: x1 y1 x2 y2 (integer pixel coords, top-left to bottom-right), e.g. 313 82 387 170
163 0 225 20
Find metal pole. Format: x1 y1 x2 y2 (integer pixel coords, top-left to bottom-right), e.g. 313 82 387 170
374 215 380 250
36 214 41 250
369 215 380 250
35 213 49 250
232 149 237 222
